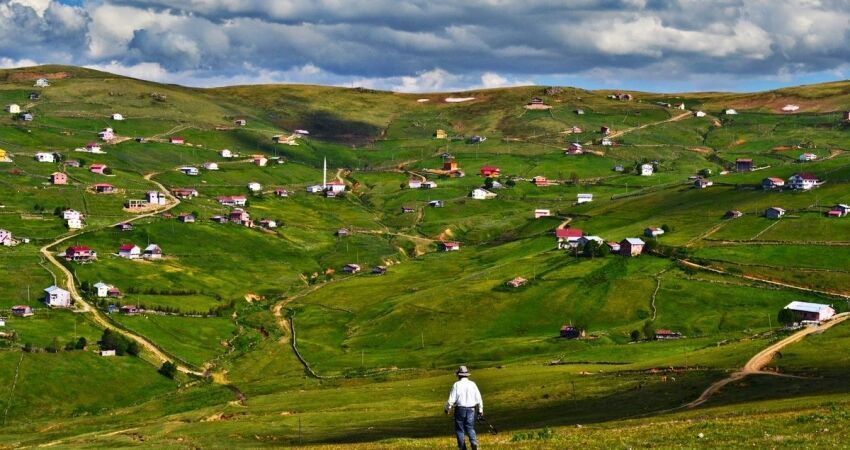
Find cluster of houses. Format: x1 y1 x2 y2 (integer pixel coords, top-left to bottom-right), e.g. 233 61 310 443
525 97 551 110
762 173 822 191
555 227 647 257
64 245 96 262
307 158 347 197
63 209 84 229
0 229 18 247
92 282 121 298
117 243 162 260
126 191 168 210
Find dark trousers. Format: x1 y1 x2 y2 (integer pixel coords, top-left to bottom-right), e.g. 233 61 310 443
454 406 478 450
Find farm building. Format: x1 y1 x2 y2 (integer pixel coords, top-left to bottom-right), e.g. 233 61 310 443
343 264 361 274
274 188 289 197
118 244 141 259
799 153 817 162
28 92 39 100
65 246 96 262
534 209 551 219
640 164 654 176
725 210 743 219
178 213 195 223
765 207 786 219
655 329 683 339
253 155 268 166
782 104 800 112
434 129 447 139
762 177 785 190
179 166 199 176
784 301 835 323
674 102 686 110
555 228 583 249
326 180 346 193
0 229 17 247
89 164 108 175
220 149 233 158
35 152 55 163
480 166 500 177
203 162 219 170
259 219 277 229
234 119 247 126
725 109 738 115
620 238 645 257
20 112 33 121
170 137 185 144
471 188 496 200
469 135 486 143
44 286 71 308
66 218 82 229
125 199 149 209
532 176 549 186
788 173 821 190
64 159 80 167
844 111 850 121
172 188 198 199
575 109 585 115
143 244 163 260
645 227 665 237
100 350 116 357
93 282 111 298
146 191 167 205
578 236 604 247
0 149 7 160
525 97 551 109
218 196 247 207
559 325 585 339
600 126 610 135
34 78 50 87
115 223 133 232
85 142 102 152
6 104 20 114
601 137 613 146
11 305 33 317
439 242 460 252
829 204 850 217
63 209 82 221
577 193 593 204
247 182 262 192
694 179 713 189
506 277 528 288
736 158 753 172
50 172 67 185
694 111 706 117
429 200 444 208
566 143 583 155
401 207 415 214
93 183 115 194
422 180 438 189
607 242 621 253
98 128 114 140
120 305 139 315
306 185 323 193
336 228 350 237
229 209 252 227
372 266 388 275
443 159 458 171
210 215 227 224
408 179 422 189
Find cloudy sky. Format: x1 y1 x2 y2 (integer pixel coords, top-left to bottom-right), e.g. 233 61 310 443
1 0 850 92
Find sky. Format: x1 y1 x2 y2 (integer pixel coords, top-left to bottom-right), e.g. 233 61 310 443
1 0 850 92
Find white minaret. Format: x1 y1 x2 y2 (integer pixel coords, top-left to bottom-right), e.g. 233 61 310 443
323 157 327 188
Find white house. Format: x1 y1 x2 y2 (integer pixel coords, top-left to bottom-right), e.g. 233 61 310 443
34 78 50 87
577 193 593 204
784 301 835 323
111 113 124 121
306 185 324 193
146 191 167 205
248 182 262 192
44 285 71 308
143 244 162 260
98 128 115 141
422 180 438 189
253 156 268 166
788 173 820 190
66 218 83 229
118 244 141 259
35 152 55 163
218 196 247 207
782 104 800 112
725 109 738 115
326 180 346 193
578 235 604 247
179 166 199 176
534 209 551 218
63 209 82 221
640 164 654 176
694 111 706 117
6 104 20 114
408 179 422 189
799 153 817 162
645 227 665 237
93 282 110 298
220 149 233 158
0 229 16 246
471 188 496 200
203 162 219 170
601 137 613 146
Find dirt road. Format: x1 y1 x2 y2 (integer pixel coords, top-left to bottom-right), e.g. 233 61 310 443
607 111 692 139
687 313 849 408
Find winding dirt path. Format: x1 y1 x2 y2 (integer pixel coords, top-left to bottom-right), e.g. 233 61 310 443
686 313 850 408
39 173 205 376
606 111 693 139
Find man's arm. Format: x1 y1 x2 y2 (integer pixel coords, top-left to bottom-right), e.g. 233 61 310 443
445 383 457 413
475 384 483 415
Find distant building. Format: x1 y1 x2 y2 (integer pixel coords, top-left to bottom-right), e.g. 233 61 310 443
204 162 220 170
799 153 817 162
644 227 665 237
111 113 124 121
640 164 654 176
735 158 753 172
439 242 460 252
170 137 185 144
471 188 496 200
534 209 551 219
5 104 20 114
559 325 585 339
480 166 500 177
555 228 583 249
434 129 447 139
35 152 55 163
620 238 645 257
34 78 50 87
788 173 820 190
784 301 835 323
506 277 528 288
577 193 593 204
694 179 713 189
50 172 67 185
44 286 71 308
11 305 33 317
762 177 785 190
765 207 786 219
118 244 141 259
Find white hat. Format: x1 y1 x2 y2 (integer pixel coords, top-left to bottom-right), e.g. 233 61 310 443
456 365 470 377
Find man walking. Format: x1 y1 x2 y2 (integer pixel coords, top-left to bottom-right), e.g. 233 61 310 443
445 366 483 450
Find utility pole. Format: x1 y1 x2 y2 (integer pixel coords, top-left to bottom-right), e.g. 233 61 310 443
768 313 772 331
421 332 424 349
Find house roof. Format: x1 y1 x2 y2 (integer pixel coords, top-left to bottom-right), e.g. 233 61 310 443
768 207 786 212
793 172 819 180
765 177 784 183
67 245 91 252
555 228 583 238
44 285 67 294
480 166 499 171
785 301 833 314
736 158 752 163
144 244 161 252
119 244 138 251
93 282 109 289
623 238 645 245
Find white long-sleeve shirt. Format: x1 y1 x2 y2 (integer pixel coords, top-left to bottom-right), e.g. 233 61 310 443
445 378 483 413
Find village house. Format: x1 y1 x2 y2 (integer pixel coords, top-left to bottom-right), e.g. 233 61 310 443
172 188 198 199
218 195 247 207
179 166 199 176
601 126 611 135
111 113 124 121
146 191 167 205
203 162 219 171
120 305 139 315
784 301 835 323
506 277 528 288
65 246 96 262
471 188 496 200
247 182 262 192
560 325 585 339
0 149 7 161
829 204 850 218
765 207 786 219
607 241 621 253
93 183 115 194
64 159 80 168
408 179 422 189
326 180 346 194
35 152 55 163
725 210 743 219
118 244 141 259
762 177 785 190
480 166 500 178
443 159 458 171
34 78 50 87
788 173 821 190
644 227 665 237
429 200 444 208
210 215 227 224
343 264 361 274
469 135 486 144
577 193 593 204
259 218 277 229
6 104 20 114
89 164 108 175
534 209 551 219
306 185 324 194
782 104 800 112
63 209 82 221
575 109 585 115
640 164 654 176
694 179 713 189
674 102 686 110
421 180 438 189
736 158 753 172
115 222 133 232
401 207 415 214
220 149 233 158
694 111 707 117
532 176 548 187
85 142 102 152
620 238 645 257
336 228 350 237
19 112 33 121
234 119 247 126
143 244 163 260
799 153 817 162
372 266 388 275
0 229 16 247
566 143 583 155
229 208 252 227
655 329 683 340
439 241 461 252
100 350 116 357
178 213 195 223
50 172 67 185
98 128 114 140
601 137 614 146
28 92 39 100
253 155 268 166
93 282 110 298
844 111 850 121
11 305 33 317
66 217 83 229
556 228 583 249
578 235 604 248
434 129 447 139
125 199 148 209
269 188 288 198
725 109 738 115
170 137 185 145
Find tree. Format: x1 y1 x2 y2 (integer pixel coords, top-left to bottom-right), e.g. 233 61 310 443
570 172 579 184
75 337 87 350
630 330 641 342
484 177 495 189
159 361 177 379
127 341 141 356
22 342 33 353
644 239 658 253
100 329 129 355
102 167 113 175
661 224 671 233
778 308 798 325
642 320 656 341
46 337 60 353
505 178 516 187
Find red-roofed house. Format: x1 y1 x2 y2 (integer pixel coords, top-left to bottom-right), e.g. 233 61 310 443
93 183 115 194
788 173 821 190
65 246 96 262
89 164 107 174
532 176 548 187
762 177 785 190
439 242 460 252
172 188 198 199
118 244 141 259
50 172 67 185
556 228 583 249
170 137 185 144
480 166 500 177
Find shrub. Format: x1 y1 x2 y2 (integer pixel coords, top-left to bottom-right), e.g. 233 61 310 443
159 361 177 379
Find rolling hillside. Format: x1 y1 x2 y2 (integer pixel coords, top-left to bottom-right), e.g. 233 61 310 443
1 65 850 448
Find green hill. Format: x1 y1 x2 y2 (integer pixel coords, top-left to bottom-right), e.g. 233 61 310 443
1 65 850 448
